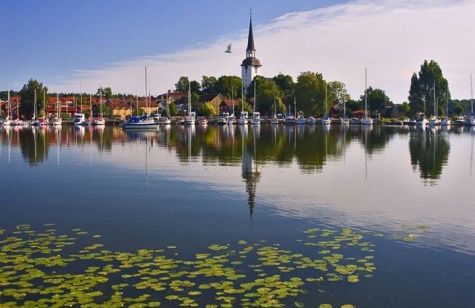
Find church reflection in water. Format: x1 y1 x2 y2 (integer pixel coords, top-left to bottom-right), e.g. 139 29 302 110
241 125 261 219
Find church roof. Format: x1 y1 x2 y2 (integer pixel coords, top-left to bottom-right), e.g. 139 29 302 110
246 17 256 53
241 57 262 67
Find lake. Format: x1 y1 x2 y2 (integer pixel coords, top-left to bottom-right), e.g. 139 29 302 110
1 123 474 307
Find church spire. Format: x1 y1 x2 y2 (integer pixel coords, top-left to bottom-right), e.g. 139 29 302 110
246 13 256 57
241 10 262 90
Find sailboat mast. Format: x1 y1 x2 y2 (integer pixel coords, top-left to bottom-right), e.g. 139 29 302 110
166 90 169 117
365 68 368 115
34 89 37 120
188 82 191 117
89 93 92 118
43 89 46 119
471 74 473 115
56 89 60 119
144 66 148 111
241 82 244 112
294 97 296 116
7 90 10 119
231 82 234 116
325 84 328 115
253 81 256 114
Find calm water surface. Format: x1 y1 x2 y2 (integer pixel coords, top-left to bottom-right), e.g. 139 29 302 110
1 124 474 307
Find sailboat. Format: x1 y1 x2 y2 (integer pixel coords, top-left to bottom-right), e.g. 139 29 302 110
341 95 349 125
294 97 305 125
467 74 474 126
251 82 261 125
238 82 249 125
123 68 160 130
30 89 40 126
360 68 373 125
50 91 62 126
92 88 106 126
157 91 171 125
227 83 236 125
2 91 12 126
322 85 331 125
184 83 196 125
429 83 440 126
270 98 279 124
284 98 297 125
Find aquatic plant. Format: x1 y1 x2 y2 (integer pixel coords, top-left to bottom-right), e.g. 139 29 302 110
0 224 379 307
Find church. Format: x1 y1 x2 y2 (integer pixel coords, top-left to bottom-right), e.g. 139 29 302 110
241 13 262 91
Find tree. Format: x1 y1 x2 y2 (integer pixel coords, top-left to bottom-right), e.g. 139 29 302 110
174 77 201 94
397 102 411 117
175 77 189 93
199 102 217 116
345 98 362 113
294 71 326 116
327 81 350 105
201 76 218 95
190 80 201 94
255 79 283 117
215 76 243 100
359 87 390 116
408 60 450 116
273 73 294 98
168 101 178 116
19 79 48 119
453 104 464 116
96 87 112 98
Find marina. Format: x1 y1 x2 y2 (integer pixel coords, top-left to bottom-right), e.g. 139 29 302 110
1 124 474 307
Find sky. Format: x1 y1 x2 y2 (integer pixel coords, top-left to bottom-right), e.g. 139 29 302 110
2 0 475 104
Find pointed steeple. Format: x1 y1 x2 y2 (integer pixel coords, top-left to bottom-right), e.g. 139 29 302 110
246 16 256 56
241 10 262 90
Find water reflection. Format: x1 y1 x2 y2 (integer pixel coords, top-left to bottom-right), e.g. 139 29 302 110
241 125 261 219
409 126 450 185
2 124 473 184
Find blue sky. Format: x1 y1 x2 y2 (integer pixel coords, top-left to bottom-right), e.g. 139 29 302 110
2 0 475 103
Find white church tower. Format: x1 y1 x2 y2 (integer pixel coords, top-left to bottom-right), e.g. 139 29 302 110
241 12 262 90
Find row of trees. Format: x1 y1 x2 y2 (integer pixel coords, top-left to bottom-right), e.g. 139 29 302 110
3 60 473 120
175 60 468 118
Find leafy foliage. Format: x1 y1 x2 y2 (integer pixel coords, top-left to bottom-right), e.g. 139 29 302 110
408 60 450 116
199 102 217 116
19 79 48 119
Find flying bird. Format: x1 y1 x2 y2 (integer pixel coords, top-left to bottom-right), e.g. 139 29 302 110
225 44 232 53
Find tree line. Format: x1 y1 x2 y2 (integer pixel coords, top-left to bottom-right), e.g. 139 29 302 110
2 60 474 119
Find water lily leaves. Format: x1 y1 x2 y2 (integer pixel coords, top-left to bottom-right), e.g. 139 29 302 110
0 224 378 307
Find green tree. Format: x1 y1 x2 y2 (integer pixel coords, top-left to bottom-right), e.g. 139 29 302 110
255 79 282 116
346 98 363 113
453 104 464 116
174 77 200 94
397 102 411 117
96 87 112 98
358 87 390 116
199 102 217 116
216 76 243 100
273 73 294 98
168 101 178 116
408 60 450 116
294 71 326 116
175 77 189 93
19 79 48 119
327 81 350 105
201 76 218 94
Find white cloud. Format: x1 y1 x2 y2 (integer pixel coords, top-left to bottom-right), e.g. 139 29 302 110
58 0 475 103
